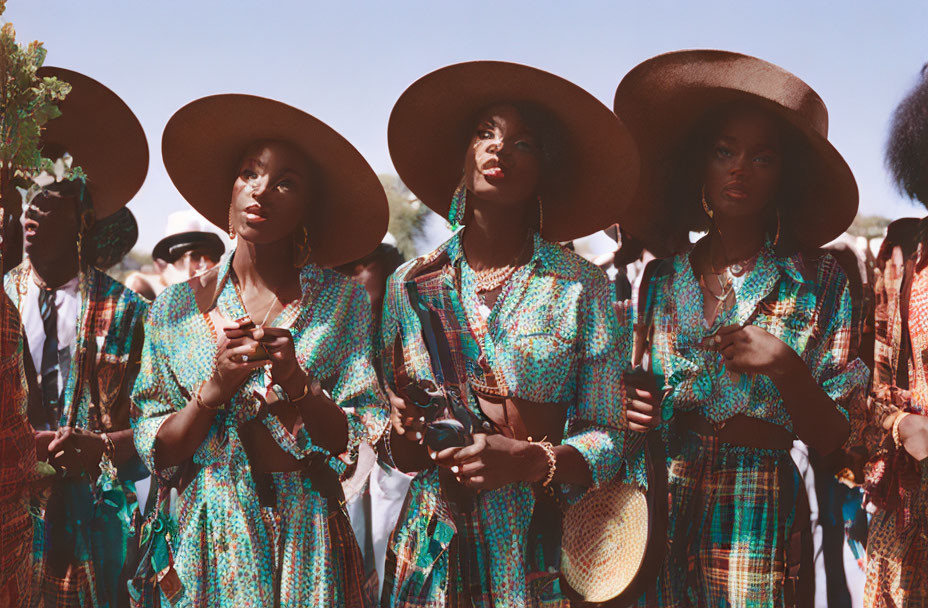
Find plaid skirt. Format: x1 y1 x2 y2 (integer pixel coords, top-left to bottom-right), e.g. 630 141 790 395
635 425 812 608
864 459 928 608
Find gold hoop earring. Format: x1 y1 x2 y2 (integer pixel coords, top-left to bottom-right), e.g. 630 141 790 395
773 208 781 247
75 208 95 269
701 186 713 219
228 206 236 239
293 225 311 268
537 194 544 234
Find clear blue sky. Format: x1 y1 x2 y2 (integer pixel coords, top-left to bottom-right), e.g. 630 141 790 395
5 0 927 251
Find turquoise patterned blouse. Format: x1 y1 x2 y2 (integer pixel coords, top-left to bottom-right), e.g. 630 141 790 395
381 231 632 606
641 242 870 429
131 251 389 606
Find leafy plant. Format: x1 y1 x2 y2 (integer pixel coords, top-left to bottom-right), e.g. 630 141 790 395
0 1 71 191
380 174 428 259
848 214 892 240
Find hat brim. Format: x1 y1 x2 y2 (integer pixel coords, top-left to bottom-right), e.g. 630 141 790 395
161 94 388 268
614 50 858 250
152 231 225 264
389 61 640 242
37 67 149 219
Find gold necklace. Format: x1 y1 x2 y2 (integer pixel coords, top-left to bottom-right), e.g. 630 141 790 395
231 273 280 327
471 233 533 295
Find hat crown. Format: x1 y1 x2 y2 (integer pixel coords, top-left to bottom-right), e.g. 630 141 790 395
617 50 829 137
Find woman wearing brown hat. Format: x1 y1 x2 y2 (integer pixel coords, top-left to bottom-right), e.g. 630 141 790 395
131 95 390 606
380 61 640 607
613 50 870 606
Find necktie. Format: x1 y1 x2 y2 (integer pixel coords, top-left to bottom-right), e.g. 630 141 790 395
37 287 61 421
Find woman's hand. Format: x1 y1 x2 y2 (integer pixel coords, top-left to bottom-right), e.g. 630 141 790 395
432 433 547 491
624 368 663 432
387 384 433 444
893 413 928 461
198 320 267 408
702 324 797 377
255 326 307 397
35 430 57 462
46 427 105 477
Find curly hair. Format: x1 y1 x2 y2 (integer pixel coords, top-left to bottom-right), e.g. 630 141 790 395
886 63 928 207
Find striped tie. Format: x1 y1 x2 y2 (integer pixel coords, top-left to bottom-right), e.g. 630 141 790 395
37 287 61 420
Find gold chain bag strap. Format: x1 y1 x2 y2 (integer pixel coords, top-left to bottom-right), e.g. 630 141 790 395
560 259 669 606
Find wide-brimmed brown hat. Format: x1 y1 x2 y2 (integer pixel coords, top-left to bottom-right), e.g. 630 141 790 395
162 94 388 268
36 67 149 219
388 61 640 242
613 50 858 250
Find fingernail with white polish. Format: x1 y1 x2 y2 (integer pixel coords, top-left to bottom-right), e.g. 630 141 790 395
451 466 459 473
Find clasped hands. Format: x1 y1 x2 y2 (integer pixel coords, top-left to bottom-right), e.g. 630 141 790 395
199 316 308 409
35 427 105 479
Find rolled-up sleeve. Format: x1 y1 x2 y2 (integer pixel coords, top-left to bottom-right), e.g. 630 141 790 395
562 277 634 490
316 283 389 477
130 298 183 481
810 271 871 427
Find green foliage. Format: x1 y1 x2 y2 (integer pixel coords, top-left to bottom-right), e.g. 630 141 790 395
0 3 70 179
379 174 428 259
848 214 892 240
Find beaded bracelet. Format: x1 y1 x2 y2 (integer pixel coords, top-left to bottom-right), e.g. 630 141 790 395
893 412 912 449
535 440 557 487
100 432 115 459
98 432 118 480
383 428 397 469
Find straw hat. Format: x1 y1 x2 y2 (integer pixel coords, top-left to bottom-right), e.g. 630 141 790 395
613 50 858 250
36 67 149 219
388 61 640 242
162 94 388 267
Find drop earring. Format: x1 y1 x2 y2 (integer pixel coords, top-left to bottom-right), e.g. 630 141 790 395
293 225 311 268
228 206 236 239
773 208 781 247
701 186 713 219
537 194 544 234
447 177 467 230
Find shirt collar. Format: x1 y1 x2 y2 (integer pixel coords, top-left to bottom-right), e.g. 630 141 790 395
215 246 325 298
445 228 550 271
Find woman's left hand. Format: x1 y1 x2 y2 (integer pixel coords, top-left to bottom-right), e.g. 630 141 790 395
702 324 796 377
432 433 547 491
46 427 105 477
255 327 307 396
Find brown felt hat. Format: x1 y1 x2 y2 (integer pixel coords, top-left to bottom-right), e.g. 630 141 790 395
36 67 149 219
162 94 388 268
388 61 640 242
613 50 858 250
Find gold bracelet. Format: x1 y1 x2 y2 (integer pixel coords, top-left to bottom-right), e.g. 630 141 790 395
195 383 222 411
288 379 310 403
535 440 557 487
100 432 116 459
893 412 912 449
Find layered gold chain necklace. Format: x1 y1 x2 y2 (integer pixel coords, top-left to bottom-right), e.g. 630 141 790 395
471 232 533 298
699 229 760 319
